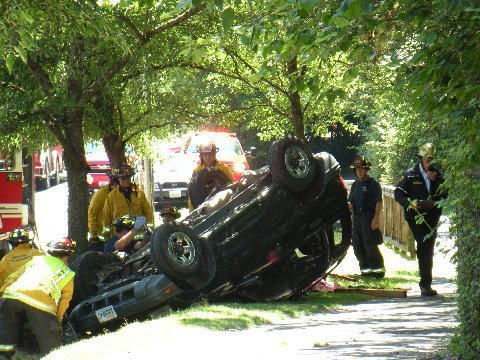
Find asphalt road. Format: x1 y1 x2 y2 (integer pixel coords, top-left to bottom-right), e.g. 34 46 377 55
38 182 458 360
34 181 69 247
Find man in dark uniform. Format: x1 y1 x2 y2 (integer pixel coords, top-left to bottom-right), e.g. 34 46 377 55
349 155 385 278
394 143 447 296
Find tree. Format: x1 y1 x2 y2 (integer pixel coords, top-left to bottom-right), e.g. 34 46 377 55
0 0 208 251
179 0 372 141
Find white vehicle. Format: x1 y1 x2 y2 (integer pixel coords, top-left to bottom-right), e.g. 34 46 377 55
153 154 196 209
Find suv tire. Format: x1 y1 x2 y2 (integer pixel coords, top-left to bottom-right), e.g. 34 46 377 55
188 167 232 209
150 223 216 291
269 135 316 193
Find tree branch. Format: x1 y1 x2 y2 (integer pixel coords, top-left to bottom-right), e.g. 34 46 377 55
83 4 205 103
223 47 289 96
26 57 53 93
144 4 206 41
185 62 287 117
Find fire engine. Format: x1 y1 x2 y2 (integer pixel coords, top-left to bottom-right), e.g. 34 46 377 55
184 131 253 182
34 144 64 189
0 147 35 259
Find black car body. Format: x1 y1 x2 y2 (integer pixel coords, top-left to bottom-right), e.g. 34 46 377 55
67 136 351 336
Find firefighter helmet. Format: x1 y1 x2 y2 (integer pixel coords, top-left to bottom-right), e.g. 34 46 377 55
197 141 217 154
46 237 76 257
418 143 436 159
160 205 181 219
8 227 34 246
112 215 136 231
114 164 135 178
106 170 118 185
350 155 371 170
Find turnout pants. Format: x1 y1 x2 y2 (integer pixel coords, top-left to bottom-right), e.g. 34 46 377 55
406 217 438 288
0 298 62 356
352 212 385 271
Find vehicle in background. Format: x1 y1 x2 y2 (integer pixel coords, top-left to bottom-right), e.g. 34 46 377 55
34 144 64 190
153 154 196 209
85 143 111 196
0 147 35 259
184 132 255 182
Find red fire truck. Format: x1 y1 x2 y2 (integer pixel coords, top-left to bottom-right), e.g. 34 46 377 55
0 147 35 259
34 144 64 189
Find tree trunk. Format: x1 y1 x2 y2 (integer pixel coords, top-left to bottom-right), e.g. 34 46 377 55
61 114 89 253
287 56 305 140
103 132 127 170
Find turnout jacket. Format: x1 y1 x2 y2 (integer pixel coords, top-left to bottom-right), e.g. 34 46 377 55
394 163 447 221
88 184 112 239
103 185 154 234
1 255 74 321
0 244 44 289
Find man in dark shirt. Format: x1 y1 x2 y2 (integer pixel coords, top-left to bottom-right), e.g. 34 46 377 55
394 143 447 296
104 215 148 255
349 155 385 278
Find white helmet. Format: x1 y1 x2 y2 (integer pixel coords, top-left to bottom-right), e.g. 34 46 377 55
418 143 436 158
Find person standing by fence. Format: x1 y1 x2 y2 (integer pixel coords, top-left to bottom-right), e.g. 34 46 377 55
394 143 448 296
348 155 385 278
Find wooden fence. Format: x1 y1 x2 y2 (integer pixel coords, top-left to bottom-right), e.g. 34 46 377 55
345 180 416 258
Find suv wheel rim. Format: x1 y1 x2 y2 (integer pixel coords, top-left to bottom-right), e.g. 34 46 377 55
285 146 310 178
167 232 196 266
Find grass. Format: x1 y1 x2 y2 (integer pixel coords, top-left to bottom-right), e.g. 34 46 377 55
171 292 371 331
332 269 419 290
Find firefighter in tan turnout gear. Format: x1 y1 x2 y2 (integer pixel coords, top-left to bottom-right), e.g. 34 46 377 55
0 237 76 358
0 227 44 289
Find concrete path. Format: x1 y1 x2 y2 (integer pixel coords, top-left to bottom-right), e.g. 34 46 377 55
238 279 457 359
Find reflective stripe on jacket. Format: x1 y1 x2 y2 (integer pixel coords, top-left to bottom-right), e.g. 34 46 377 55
1 256 74 318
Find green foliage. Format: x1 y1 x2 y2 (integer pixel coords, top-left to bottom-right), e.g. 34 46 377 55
344 1 480 355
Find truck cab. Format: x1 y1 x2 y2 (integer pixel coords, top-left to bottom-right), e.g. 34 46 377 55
85 143 111 196
0 148 35 259
34 144 64 190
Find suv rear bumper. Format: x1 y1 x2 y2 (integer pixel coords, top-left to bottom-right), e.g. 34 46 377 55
69 274 182 334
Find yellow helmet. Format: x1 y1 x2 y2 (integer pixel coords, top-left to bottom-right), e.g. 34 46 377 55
418 143 436 158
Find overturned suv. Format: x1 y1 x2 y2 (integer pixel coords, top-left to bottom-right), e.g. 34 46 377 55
67 136 352 337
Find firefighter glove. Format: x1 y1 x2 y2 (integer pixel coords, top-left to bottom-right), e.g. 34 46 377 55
134 216 147 230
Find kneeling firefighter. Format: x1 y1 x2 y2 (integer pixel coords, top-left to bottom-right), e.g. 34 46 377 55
0 237 76 358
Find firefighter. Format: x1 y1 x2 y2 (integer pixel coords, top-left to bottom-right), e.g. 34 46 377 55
394 143 447 296
102 164 154 237
160 204 181 223
87 171 119 252
348 155 385 278
0 227 44 290
103 215 148 255
0 237 76 358
188 141 234 211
